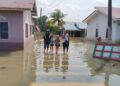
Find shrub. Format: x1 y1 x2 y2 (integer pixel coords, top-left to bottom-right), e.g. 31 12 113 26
115 40 120 44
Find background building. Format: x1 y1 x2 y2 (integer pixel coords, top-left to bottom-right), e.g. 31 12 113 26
83 7 120 42
64 22 87 37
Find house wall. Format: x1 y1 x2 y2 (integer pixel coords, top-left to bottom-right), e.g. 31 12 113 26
116 22 120 40
0 10 23 43
23 10 33 48
112 20 117 41
0 11 24 50
87 13 117 41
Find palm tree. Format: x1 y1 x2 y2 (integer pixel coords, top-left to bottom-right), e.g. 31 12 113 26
50 9 65 30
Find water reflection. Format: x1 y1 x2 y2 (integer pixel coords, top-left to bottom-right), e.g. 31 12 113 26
0 45 35 86
43 53 69 74
61 54 69 79
55 55 61 72
2 37 120 86
87 49 120 86
43 54 54 72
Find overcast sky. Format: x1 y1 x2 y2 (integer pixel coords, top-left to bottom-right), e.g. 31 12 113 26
36 0 120 22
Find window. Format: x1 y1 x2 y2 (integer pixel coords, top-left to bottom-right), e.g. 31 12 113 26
96 29 98 37
106 29 108 39
30 25 32 35
0 22 8 39
25 24 28 38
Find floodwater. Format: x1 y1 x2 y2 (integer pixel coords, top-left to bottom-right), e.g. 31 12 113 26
1 37 120 86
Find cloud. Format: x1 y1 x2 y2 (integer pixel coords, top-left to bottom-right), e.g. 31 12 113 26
65 4 83 10
36 0 120 22
92 0 108 6
37 0 49 5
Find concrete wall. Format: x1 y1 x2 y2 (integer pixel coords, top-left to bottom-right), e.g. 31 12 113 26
0 10 23 43
23 10 33 47
116 22 120 41
0 10 24 50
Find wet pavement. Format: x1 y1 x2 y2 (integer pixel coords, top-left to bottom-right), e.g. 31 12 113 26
1 37 120 86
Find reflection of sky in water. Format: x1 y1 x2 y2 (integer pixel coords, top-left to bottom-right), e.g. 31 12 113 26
1 38 120 86
34 38 120 86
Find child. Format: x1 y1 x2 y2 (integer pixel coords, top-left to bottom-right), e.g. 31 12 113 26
49 35 54 54
55 35 60 55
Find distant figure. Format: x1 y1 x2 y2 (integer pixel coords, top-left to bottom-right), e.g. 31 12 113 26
55 35 60 54
63 31 70 54
49 34 54 54
43 29 50 53
97 37 102 43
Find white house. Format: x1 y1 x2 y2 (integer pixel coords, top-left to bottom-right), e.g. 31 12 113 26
83 7 120 42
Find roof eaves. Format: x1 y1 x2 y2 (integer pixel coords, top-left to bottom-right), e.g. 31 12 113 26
82 10 98 23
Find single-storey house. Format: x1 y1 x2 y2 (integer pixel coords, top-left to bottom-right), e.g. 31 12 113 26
64 22 87 37
0 0 37 50
83 7 120 42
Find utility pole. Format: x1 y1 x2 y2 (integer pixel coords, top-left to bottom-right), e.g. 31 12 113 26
40 8 42 17
108 0 112 40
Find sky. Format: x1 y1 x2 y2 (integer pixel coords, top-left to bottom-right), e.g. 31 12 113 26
36 0 120 22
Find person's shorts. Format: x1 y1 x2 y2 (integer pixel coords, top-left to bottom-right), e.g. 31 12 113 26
50 44 54 46
44 42 49 49
55 44 60 47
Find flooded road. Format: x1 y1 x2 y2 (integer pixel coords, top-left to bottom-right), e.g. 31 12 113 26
1 37 120 86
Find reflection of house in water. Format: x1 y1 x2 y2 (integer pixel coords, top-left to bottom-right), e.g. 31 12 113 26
86 52 120 86
0 45 35 86
64 22 87 37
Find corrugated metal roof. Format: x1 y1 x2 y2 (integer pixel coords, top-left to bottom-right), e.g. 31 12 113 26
83 7 120 23
95 7 120 19
0 0 35 9
64 22 87 31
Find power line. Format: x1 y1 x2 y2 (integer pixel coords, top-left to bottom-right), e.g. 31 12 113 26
40 0 65 11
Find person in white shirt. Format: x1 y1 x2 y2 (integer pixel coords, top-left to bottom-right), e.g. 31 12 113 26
62 31 69 54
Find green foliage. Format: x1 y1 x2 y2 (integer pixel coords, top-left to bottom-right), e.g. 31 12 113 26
37 15 48 32
49 26 59 34
115 40 120 44
50 9 65 30
35 9 65 35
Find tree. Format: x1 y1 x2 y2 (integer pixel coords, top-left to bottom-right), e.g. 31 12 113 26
47 20 58 34
37 15 48 32
50 9 65 30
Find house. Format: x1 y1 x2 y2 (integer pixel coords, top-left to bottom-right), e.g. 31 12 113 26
64 22 87 37
83 7 120 42
0 0 37 50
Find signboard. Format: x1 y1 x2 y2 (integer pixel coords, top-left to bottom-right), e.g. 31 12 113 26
93 43 120 61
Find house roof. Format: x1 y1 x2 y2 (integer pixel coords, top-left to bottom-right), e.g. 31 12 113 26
0 0 35 10
64 22 87 31
83 7 120 23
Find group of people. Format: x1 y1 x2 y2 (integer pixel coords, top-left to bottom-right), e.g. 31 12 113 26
43 29 69 55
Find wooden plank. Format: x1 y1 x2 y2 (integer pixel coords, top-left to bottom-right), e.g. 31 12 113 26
93 43 120 61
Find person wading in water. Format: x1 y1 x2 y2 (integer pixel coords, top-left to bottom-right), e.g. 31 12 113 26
43 29 50 53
